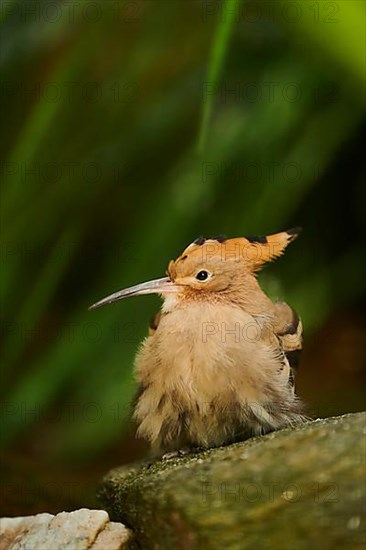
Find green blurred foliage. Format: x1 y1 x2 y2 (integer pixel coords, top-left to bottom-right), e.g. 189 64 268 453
0 0 365 500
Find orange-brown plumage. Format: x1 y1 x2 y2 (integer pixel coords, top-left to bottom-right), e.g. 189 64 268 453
90 228 305 458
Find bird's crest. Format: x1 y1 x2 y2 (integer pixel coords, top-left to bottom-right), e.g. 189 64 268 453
170 228 301 276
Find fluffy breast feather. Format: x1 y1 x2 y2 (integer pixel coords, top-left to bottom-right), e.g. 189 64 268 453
133 301 303 453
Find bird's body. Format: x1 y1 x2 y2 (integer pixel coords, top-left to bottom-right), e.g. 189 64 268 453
135 298 303 455
90 228 305 458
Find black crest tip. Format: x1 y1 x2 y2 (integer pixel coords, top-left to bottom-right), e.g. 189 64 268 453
286 227 302 240
193 236 206 246
245 234 268 244
211 234 227 243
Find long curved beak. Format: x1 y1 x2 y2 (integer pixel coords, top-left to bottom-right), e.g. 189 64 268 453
89 276 180 310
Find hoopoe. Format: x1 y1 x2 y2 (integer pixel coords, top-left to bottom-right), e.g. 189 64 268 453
90 228 305 458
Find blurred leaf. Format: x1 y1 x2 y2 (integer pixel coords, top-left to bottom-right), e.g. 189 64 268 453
198 0 241 153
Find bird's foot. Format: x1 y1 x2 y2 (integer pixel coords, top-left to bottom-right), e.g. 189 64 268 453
162 446 204 461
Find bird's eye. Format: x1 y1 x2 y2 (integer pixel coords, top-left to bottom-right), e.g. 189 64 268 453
196 270 209 281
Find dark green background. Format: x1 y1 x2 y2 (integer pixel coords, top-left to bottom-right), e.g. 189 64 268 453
1 0 365 515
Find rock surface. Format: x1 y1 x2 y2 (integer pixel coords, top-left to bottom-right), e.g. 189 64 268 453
99 412 365 550
0 508 131 550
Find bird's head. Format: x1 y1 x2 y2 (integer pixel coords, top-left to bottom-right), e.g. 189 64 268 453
89 228 301 310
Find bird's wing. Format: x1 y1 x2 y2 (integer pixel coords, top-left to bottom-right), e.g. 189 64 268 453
148 311 162 336
272 301 303 389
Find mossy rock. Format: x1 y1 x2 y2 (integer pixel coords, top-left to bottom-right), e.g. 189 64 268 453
98 412 365 550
